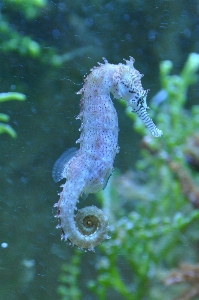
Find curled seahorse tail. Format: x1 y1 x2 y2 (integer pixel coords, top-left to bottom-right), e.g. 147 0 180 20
135 106 163 137
57 181 109 251
75 206 109 250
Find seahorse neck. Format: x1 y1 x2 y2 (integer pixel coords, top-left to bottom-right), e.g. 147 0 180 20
81 64 118 99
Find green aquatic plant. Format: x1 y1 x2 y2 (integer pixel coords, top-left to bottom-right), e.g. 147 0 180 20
0 1 47 62
0 14 62 66
57 250 82 300
0 13 92 67
0 2 93 66
57 53 199 300
0 17 42 58
4 0 47 19
0 92 26 138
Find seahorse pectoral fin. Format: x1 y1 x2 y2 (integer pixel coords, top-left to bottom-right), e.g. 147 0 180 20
52 147 78 182
102 169 113 190
134 105 163 137
81 192 88 200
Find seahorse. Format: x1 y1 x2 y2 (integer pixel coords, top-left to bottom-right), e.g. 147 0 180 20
53 57 162 251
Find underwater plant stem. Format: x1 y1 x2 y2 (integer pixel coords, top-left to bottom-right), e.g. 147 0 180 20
0 92 26 102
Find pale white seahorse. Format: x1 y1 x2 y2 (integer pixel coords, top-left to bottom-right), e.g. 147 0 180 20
53 57 162 251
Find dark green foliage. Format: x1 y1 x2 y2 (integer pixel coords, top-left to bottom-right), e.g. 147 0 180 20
4 0 47 20
57 250 82 300
0 92 26 137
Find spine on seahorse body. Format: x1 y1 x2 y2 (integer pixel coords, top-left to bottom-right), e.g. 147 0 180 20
53 57 162 251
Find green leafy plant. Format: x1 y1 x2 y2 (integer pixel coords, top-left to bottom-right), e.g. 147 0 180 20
0 2 93 67
57 250 82 300
4 0 47 20
0 92 26 138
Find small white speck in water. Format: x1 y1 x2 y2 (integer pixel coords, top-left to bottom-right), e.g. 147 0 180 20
1 242 8 248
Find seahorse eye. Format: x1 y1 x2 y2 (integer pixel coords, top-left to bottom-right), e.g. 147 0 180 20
137 97 144 106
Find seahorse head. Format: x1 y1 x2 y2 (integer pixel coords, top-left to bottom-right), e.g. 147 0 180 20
111 57 149 108
111 57 162 137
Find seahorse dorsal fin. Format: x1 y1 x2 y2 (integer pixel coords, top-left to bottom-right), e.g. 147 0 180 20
52 147 78 182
